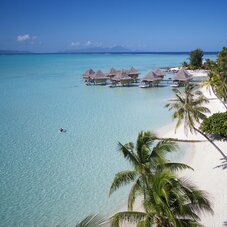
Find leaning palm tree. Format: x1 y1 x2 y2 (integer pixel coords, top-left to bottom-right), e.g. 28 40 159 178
109 131 192 211
111 169 213 227
165 84 227 160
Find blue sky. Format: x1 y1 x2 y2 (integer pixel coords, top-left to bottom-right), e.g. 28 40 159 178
0 0 227 52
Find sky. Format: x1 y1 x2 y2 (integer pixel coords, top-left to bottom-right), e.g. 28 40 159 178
0 0 227 52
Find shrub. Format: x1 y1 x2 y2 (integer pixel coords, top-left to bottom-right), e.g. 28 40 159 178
217 47 227 72
200 112 227 137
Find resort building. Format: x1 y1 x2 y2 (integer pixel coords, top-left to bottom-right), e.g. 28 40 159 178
141 71 163 87
90 70 108 85
127 66 140 81
153 68 165 80
173 69 192 86
106 68 118 79
82 68 95 81
111 69 134 86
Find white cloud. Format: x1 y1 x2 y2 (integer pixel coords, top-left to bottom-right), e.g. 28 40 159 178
71 41 80 46
17 34 39 44
85 40 92 46
17 34 31 42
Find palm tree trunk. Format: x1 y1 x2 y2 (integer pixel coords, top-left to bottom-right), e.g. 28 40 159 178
193 126 227 161
154 137 206 143
211 86 227 110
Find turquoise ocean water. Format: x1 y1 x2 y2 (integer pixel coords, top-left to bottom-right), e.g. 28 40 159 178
0 53 216 226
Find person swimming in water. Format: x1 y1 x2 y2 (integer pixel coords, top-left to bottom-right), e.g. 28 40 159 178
59 128 64 132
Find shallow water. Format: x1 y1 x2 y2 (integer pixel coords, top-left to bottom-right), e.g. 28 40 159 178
0 53 216 226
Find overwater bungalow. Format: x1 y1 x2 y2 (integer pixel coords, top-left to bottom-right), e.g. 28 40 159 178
106 68 118 79
83 68 95 81
141 71 162 87
172 69 192 86
153 68 165 79
90 70 108 85
127 66 140 81
112 69 134 86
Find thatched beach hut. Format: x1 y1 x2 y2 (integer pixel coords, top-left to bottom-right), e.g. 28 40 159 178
90 70 108 85
112 69 134 86
141 71 162 87
153 68 165 79
127 67 140 81
83 68 95 81
173 69 192 85
106 68 118 78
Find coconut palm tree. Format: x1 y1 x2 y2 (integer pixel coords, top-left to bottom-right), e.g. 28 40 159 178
165 84 227 160
215 72 227 105
201 70 227 110
111 170 213 227
109 131 192 211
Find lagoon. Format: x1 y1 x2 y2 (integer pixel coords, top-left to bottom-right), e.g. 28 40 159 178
0 53 216 226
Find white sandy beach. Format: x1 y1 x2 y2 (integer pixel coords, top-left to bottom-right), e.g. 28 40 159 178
169 68 210 78
118 87 227 227
156 87 227 227
187 69 210 78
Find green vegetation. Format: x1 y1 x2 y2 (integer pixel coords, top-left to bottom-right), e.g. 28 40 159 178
200 112 227 137
202 58 216 70
216 47 227 104
109 131 213 227
202 70 227 109
217 47 227 72
201 47 227 109
165 84 227 160
181 49 205 69
189 49 204 69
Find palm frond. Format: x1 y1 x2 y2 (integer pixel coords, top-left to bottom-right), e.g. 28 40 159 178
111 211 147 227
136 131 155 163
128 177 142 210
118 142 139 167
162 162 194 172
109 170 138 196
75 214 106 227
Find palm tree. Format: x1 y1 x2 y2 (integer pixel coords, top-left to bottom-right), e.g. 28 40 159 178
201 70 227 110
165 84 227 161
215 72 227 105
109 131 192 211
111 168 213 227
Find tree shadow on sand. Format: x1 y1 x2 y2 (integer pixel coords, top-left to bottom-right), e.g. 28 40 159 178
214 158 227 170
208 134 227 142
211 135 227 170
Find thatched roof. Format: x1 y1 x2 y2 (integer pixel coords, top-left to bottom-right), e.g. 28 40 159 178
142 71 162 82
83 68 95 79
112 69 133 81
106 68 118 77
153 68 165 77
173 70 192 81
91 70 108 80
127 66 139 75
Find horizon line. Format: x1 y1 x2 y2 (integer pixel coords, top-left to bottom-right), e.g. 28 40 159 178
0 51 219 55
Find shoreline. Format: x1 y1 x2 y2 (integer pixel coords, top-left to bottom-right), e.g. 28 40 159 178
157 87 227 227
116 87 227 227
